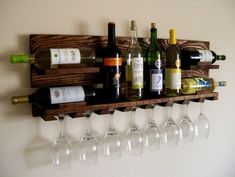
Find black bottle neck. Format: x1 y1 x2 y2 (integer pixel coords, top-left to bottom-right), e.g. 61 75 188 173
108 23 116 46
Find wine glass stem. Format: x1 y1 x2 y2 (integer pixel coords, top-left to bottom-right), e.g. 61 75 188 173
86 114 91 134
110 113 114 129
149 108 154 122
131 110 135 125
169 106 173 120
59 116 64 137
185 103 189 115
200 102 204 114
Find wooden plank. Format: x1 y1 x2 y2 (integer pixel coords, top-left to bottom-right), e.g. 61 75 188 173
30 34 211 87
32 92 218 121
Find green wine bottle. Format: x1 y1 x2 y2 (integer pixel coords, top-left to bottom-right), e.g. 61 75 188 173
146 22 163 97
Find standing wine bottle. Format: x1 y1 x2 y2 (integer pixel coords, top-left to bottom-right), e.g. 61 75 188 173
126 20 144 100
11 85 97 108
181 77 226 94
180 49 226 69
10 48 96 69
165 29 181 96
102 22 122 102
146 22 163 97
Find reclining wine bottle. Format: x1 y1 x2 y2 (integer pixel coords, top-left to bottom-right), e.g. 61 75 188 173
10 48 96 69
11 85 97 108
180 49 226 69
181 77 226 94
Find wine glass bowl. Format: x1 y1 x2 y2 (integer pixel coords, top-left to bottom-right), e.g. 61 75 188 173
194 102 210 140
161 106 179 147
79 112 98 165
125 108 143 155
194 102 210 139
178 104 195 143
52 114 72 170
103 110 122 160
143 106 160 150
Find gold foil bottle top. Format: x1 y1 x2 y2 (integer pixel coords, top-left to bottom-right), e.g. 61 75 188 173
11 96 29 104
169 29 176 45
151 22 156 28
131 20 136 30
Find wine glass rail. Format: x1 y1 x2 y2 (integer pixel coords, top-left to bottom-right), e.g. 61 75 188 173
29 34 219 121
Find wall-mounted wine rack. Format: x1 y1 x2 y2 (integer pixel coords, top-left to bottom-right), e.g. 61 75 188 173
29 34 219 121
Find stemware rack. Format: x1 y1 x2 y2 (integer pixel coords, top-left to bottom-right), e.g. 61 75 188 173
29 34 219 121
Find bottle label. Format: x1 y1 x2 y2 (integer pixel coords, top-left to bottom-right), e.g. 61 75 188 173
50 86 85 104
195 78 211 88
151 69 163 91
50 49 81 64
165 68 181 89
182 78 211 94
132 57 144 89
103 57 122 66
197 50 213 62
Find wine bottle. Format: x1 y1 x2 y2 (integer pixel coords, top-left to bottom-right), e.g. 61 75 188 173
181 78 226 94
10 48 96 69
102 22 122 102
165 29 181 96
180 49 226 69
11 85 97 108
126 20 144 100
146 22 163 97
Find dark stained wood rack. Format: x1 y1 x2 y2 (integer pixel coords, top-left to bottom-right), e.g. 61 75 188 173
30 34 220 121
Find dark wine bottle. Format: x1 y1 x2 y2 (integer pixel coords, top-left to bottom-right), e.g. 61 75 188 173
165 29 181 96
180 49 226 69
11 85 96 108
146 22 163 97
10 48 96 69
102 22 122 102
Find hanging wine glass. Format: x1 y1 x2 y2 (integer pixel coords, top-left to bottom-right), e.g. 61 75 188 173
125 107 143 155
143 105 160 150
52 114 73 170
79 111 98 165
178 103 195 143
194 102 210 139
161 105 179 147
103 109 122 160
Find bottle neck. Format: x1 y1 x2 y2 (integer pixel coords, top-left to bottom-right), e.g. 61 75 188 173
131 29 138 45
11 96 30 104
169 29 176 45
216 55 226 61
108 23 116 46
150 28 158 47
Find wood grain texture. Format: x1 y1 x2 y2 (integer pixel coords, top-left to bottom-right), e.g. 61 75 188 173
30 34 211 87
29 34 220 120
32 92 218 121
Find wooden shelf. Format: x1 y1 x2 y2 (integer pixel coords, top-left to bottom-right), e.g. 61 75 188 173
28 34 220 121
32 92 218 121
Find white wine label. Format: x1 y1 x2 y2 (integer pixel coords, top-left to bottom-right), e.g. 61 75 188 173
197 50 213 62
151 69 163 91
50 86 85 104
50 49 81 64
132 57 144 89
165 68 181 89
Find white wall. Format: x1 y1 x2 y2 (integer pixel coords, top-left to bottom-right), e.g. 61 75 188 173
0 0 235 177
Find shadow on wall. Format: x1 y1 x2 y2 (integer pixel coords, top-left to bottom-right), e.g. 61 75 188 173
24 119 53 168
0 34 34 122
